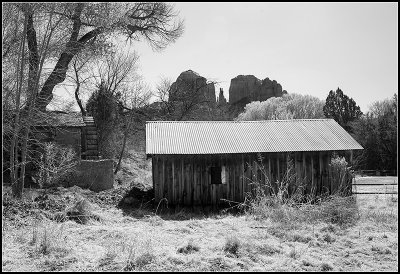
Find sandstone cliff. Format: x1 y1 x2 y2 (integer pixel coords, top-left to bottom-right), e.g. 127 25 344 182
228 75 287 105
217 88 227 106
169 70 216 105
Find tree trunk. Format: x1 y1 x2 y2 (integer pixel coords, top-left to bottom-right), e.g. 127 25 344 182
114 115 132 174
74 81 86 116
36 26 103 111
12 6 41 197
114 130 129 175
10 13 27 198
73 61 87 116
12 5 55 197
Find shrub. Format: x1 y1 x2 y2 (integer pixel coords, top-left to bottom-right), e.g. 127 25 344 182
268 226 287 239
364 210 397 225
371 246 392 254
39 229 52 255
291 233 312 243
144 215 164 226
30 222 70 256
177 240 200 254
321 262 333 271
289 247 298 259
319 195 359 226
224 235 241 255
256 244 281 255
134 252 156 268
65 198 101 224
322 233 335 243
320 224 336 233
123 242 137 271
98 247 117 267
329 155 354 195
243 155 360 229
244 155 308 221
208 257 230 271
123 238 156 271
36 142 78 188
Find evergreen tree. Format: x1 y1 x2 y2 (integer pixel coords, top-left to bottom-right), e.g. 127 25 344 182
323 88 363 131
86 82 123 158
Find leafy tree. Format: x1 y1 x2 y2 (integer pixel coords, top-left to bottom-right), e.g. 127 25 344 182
236 93 325 121
350 114 380 169
351 94 397 172
323 88 362 131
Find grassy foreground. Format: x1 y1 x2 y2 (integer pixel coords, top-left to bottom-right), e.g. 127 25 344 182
2 177 398 272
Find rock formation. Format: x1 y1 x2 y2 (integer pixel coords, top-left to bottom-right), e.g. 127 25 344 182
165 71 287 120
169 70 216 105
217 88 227 106
228 75 287 105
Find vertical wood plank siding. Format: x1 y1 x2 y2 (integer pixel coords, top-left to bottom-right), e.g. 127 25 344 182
152 151 352 206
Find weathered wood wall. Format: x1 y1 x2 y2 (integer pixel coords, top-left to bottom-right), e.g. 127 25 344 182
32 127 82 157
152 151 353 206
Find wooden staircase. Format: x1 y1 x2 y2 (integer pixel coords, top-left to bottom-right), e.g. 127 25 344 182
82 116 100 160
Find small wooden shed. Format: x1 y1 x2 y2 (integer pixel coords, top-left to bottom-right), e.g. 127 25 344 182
146 119 363 206
31 111 99 159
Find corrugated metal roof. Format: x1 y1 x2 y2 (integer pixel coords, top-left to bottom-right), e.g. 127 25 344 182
34 112 86 127
146 119 363 155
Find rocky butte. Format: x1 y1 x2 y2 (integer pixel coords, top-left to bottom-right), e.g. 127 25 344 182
228 75 287 105
217 88 227 107
166 70 287 119
169 70 216 106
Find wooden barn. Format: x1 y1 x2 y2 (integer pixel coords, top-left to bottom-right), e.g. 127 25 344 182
146 119 363 206
31 111 100 159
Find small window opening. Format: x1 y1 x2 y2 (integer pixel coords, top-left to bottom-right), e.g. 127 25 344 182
210 165 227 184
210 166 221 184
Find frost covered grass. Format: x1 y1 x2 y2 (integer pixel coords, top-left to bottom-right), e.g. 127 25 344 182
2 177 397 272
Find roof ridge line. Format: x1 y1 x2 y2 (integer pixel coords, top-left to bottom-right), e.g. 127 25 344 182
146 119 334 123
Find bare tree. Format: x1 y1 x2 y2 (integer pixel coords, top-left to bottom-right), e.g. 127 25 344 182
7 9 28 197
71 55 93 115
5 4 63 197
18 2 184 111
3 2 184 197
113 82 153 174
93 49 141 96
85 49 153 173
156 78 176 116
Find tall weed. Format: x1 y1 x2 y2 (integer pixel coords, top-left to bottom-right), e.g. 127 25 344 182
329 154 354 196
30 222 70 256
243 153 359 227
36 142 78 188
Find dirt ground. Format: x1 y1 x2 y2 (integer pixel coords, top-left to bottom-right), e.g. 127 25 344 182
2 177 398 272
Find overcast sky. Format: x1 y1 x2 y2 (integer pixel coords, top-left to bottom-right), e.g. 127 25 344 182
130 2 398 113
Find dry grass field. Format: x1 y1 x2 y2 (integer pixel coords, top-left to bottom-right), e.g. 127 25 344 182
2 176 398 272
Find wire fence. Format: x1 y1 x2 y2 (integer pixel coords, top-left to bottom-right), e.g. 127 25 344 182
355 170 397 176
352 175 398 195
